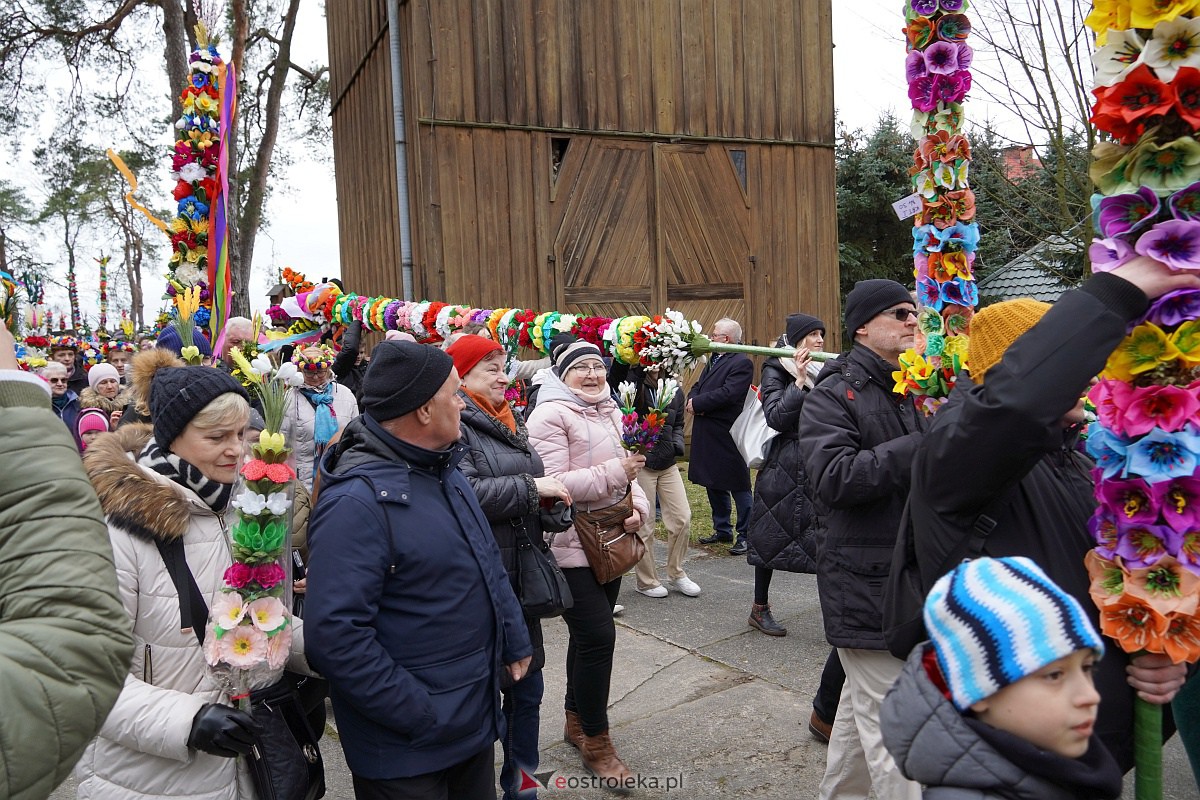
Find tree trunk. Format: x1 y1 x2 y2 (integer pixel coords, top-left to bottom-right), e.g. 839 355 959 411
229 0 300 318
160 0 189 123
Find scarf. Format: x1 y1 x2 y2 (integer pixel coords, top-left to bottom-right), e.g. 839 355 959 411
301 383 338 451
51 393 70 414
569 384 613 405
465 387 517 433
139 440 234 513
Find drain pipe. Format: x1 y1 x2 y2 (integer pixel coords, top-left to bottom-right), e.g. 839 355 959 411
388 0 414 301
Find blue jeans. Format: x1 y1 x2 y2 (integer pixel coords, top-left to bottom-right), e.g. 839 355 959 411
500 669 544 799
707 488 752 541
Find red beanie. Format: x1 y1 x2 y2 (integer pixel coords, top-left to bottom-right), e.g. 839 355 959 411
446 334 503 379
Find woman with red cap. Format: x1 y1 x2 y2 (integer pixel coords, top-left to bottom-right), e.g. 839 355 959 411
447 334 571 800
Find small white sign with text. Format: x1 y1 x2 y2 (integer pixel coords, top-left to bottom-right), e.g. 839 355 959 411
892 193 923 220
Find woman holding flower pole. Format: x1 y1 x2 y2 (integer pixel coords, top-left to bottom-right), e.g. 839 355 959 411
526 341 650 787
447 334 572 800
77 347 298 799
282 344 359 491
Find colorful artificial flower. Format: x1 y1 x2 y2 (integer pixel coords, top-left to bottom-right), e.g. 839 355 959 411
1090 236 1139 271
1104 322 1182 380
1169 179 1200 220
1117 523 1182 567
1163 612 1200 661
247 597 288 633
219 625 269 668
1172 65 1200 128
1089 512 1123 560
1093 28 1146 87
1170 318 1200 366
212 592 246 631
1142 16 1200 81
1124 383 1200 435
1085 1 1132 46
1145 287 1200 325
1131 0 1198 30
1097 186 1161 238
223 563 254 589
1097 475 1160 523
1128 135 1200 194
1135 218 1200 270
1100 595 1169 653
1126 556 1200 615
1125 426 1200 482
935 13 971 42
1086 423 1132 479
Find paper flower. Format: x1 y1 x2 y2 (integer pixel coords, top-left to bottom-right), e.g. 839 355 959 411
212 591 246 631
1128 136 1200 194
1171 319 1200 366
1104 322 1181 381
1124 383 1200 435
1126 556 1200 616
1093 28 1146 87
1097 476 1160 523
924 41 965 75
1086 423 1131 479
1132 0 1196 31
1163 613 1200 662
253 563 287 589
1136 218 1200 270
935 14 971 42
220 625 269 668
1089 510 1123 559
1117 523 1182 567
1126 426 1200 483
247 597 288 633
1146 288 1200 326
1142 16 1200 81
223 563 254 589
1100 595 1169 653
267 625 292 669
1097 186 1161 238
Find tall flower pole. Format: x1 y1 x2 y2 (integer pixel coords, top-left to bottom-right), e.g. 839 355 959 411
1084 4 1200 798
95 255 109 338
894 0 980 414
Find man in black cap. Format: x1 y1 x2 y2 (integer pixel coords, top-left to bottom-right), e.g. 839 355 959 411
305 340 533 799
798 278 926 800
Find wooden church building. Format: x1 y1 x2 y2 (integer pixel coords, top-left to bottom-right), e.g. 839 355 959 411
325 0 838 348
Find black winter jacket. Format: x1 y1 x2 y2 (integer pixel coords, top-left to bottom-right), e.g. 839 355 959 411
746 353 817 573
625 367 685 471
457 393 547 674
908 272 1156 770
799 344 927 649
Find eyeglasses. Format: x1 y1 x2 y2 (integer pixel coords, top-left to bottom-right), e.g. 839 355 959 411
46 378 68 384
568 363 606 375
879 308 918 322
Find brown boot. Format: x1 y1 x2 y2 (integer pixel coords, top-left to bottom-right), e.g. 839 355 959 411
749 602 787 636
579 730 634 794
564 709 583 749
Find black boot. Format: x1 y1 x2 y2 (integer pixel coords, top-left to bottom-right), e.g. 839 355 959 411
749 602 787 636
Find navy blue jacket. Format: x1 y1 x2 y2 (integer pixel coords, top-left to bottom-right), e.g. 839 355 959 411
304 414 532 780
687 352 754 491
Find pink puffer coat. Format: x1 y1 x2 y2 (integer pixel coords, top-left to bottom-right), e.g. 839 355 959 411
526 372 650 569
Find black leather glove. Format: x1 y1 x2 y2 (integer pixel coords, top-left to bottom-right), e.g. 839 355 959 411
187 703 261 758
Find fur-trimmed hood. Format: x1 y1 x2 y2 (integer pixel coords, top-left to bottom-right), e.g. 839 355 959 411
83 423 193 543
78 387 129 415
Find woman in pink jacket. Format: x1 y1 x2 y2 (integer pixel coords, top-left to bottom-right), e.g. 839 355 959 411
526 341 649 788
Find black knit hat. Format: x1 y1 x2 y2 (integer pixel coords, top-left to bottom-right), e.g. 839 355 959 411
548 332 579 365
843 279 914 336
785 313 826 347
151 366 249 448
362 341 454 421
554 341 605 376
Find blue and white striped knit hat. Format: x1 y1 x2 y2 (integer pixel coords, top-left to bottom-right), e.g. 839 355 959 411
924 557 1104 711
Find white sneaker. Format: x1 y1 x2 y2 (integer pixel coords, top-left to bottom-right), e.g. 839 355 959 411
612 604 625 616
666 576 702 597
636 584 669 598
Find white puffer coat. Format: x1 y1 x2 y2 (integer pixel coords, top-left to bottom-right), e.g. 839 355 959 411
78 425 306 800
282 383 359 491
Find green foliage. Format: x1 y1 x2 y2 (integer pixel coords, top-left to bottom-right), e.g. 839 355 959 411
835 114 918 298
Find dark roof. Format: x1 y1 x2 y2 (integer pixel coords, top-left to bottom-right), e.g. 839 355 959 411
976 233 1079 303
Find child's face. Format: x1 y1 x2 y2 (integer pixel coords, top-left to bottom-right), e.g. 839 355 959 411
80 430 101 447
969 649 1101 758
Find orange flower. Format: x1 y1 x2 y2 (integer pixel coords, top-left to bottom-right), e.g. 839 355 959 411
1162 613 1200 663
1085 550 1125 609
905 17 934 50
1124 555 1200 616
1099 594 1170 654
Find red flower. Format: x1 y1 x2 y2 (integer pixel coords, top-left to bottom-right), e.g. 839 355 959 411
1173 67 1200 129
241 459 268 481
265 463 296 483
253 563 287 589
224 563 254 589
173 180 194 201
1092 64 1175 142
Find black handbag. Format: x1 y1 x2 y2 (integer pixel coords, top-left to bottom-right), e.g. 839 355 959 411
539 498 575 533
514 519 574 618
247 679 326 800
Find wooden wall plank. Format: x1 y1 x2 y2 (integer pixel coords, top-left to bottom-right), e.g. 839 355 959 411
680 0 707 135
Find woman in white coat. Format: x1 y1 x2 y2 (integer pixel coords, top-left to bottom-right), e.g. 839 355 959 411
78 348 303 799
282 344 359 490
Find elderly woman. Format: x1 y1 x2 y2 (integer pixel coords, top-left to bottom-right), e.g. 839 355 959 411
447 335 571 800
78 347 302 799
282 344 359 490
526 341 649 785
80 362 129 427
42 361 82 447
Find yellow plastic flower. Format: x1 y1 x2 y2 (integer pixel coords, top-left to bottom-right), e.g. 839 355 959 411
1104 322 1182 380
1085 0 1132 46
1131 0 1197 30
190 218 210 236
943 333 969 366
1171 319 1200 367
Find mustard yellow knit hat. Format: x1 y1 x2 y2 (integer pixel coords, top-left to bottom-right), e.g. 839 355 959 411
967 298 1051 383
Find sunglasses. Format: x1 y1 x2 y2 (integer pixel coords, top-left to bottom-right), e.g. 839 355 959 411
879 307 918 322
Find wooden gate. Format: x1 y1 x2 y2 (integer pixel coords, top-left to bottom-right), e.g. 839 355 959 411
550 136 753 338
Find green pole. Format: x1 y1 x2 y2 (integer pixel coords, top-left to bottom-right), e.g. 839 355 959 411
1135 696 1162 800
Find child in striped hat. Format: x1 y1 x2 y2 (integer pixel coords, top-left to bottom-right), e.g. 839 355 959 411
881 557 1121 799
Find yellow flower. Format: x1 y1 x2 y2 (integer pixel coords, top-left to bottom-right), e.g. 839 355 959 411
943 334 969 366
1104 322 1182 380
190 217 210 236
1085 0 1133 45
194 95 217 114
174 285 201 324
170 218 189 234
1131 0 1196 29
1171 320 1200 367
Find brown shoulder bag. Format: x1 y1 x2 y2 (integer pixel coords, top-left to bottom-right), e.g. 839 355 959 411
573 487 644 585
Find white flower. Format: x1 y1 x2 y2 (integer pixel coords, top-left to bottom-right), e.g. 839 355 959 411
174 264 204 286
1142 17 1200 82
275 361 298 383
250 354 274 376
1093 28 1144 87
618 381 637 408
179 162 208 183
233 492 269 515
658 378 679 406
266 492 290 516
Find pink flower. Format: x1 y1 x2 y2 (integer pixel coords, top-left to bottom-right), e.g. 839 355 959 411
1135 219 1200 271
224 563 254 589
253 563 287 589
1097 476 1159 524
1090 237 1138 272
241 459 268 481
1089 379 1135 435
212 591 246 631
247 597 288 633
267 626 292 669
1123 384 1200 435
202 623 222 666
1155 476 1200 533
264 463 296 483
219 625 268 668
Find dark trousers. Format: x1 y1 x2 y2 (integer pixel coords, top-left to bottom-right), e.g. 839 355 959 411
812 647 845 725
561 567 621 736
352 744 495 800
753 565 773 605
500 670 544 800
707 488 752 541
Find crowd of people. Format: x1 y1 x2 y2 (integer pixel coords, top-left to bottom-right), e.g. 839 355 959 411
3 253 1200 800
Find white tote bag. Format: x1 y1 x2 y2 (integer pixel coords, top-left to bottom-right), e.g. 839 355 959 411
731 386 778 469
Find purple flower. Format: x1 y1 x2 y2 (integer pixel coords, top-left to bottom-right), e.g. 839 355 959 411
957 44 974 71
939 276 978 307
908 76 939 113
1097 186 1160 238
1169 181 1200 221
1135 219 1200 271
939 0 965 10
936 14 972 42
1145 288 1200 326
936 70 972 104
1154 475 1200 533
1090 237 1138 272
1089 509 1122 558
917 276 943 311
1096 475 1159 524
924 41 962 75
910 0 939 14
906 50 927 82
1116 524 1181 568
